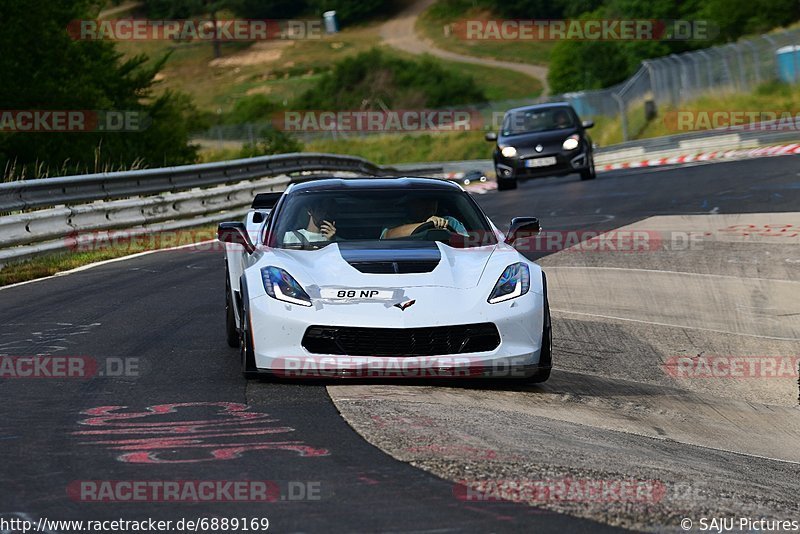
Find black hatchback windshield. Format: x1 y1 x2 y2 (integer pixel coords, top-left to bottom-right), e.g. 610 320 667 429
501 106 577 135
267 189 496 250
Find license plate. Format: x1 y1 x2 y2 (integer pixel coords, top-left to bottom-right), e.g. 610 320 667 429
320 288 394 300
525 156 557 168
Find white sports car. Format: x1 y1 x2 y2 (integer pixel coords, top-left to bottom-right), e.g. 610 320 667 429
218 177 551 382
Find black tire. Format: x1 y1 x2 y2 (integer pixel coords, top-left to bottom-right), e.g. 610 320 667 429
579 155 596 181
225 269 239 348
238 284 260 380
496 176 518 191
528 272 552 383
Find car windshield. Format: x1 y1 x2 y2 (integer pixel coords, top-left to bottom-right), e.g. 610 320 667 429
501 106 576 135
267 188 496 250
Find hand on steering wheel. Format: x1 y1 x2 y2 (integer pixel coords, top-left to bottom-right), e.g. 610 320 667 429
426 216 448 229
410 220 456 235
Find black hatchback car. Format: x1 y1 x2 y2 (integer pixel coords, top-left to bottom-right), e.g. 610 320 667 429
486 103 595 190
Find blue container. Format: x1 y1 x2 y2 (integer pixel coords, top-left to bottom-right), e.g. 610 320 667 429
323 11 339 34
563 92 596 117
776 45 800 83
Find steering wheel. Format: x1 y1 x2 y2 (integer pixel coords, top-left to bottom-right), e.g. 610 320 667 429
409 220 457 237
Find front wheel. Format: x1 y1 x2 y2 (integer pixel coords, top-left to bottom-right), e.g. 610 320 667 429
238 285 260 379
225 271 239 348
496 175 518 191
579 156 596 181
528 273 552 383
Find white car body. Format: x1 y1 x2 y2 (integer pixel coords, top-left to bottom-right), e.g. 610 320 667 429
221 177 550 381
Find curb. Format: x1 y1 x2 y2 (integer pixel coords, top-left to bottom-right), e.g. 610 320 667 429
600 143 800 171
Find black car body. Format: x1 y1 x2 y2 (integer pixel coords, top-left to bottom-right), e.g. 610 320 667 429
486 103 595 190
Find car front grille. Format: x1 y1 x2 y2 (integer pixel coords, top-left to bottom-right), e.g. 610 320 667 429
302 323 500 356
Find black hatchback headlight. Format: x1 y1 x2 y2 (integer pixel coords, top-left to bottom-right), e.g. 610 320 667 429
562 134 580 151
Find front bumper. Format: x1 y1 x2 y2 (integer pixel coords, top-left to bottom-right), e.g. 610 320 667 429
247 286 546 379
496 149 590 179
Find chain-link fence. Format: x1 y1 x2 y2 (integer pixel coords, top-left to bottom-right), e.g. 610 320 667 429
197 27 800 147
548 27 800 140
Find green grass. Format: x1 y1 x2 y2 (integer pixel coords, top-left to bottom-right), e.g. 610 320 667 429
116 16 541 121
394 51 542 100
636 81 800 139
303 130 491 164
116 23 386 114
587 81 800 146
0 223 218 286
416 0 554 67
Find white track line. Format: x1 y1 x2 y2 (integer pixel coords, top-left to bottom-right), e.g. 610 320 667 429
0 239 216 292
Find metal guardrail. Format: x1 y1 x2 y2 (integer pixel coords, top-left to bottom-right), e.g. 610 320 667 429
0 152 427 213
1 127 798 266
0 153 442 265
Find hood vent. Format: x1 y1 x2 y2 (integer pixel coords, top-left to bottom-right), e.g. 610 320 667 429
338 241 441 274
349 260 439 274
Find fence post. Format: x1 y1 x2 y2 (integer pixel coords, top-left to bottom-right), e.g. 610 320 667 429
762 34 778 80
730 43 747 91
744 40 761 86
613 93 628 141
697 50 713 91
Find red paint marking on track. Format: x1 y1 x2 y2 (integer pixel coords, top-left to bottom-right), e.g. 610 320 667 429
75 402 330 464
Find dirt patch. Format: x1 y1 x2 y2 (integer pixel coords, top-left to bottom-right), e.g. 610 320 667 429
209 41 294 67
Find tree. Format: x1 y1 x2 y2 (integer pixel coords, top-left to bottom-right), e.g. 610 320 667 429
0 0 199 178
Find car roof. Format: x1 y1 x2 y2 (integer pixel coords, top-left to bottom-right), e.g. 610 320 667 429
504 102 574 114
287 176 462 193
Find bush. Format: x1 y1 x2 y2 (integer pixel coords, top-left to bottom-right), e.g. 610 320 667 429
224 95 281 125
239 127 303 157
294 48 486 110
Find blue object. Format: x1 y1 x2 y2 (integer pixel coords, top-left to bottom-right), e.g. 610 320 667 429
563 93 596 117
776 45 800 83
323 11 339 34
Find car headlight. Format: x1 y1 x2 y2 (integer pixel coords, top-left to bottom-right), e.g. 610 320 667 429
562 135 580 151
501 146 517 158
488 263 530 304
261 266 312 307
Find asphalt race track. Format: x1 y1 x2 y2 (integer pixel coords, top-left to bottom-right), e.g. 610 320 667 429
1 155 799 533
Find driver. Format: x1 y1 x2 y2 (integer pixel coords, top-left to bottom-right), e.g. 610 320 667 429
283 199 337 246
553 109 571 128
381 198 467 239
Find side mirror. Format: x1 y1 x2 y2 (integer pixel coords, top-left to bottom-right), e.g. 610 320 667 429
218 222 255 254
506 217 540 246
485 132 498 142
581 120 594 129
